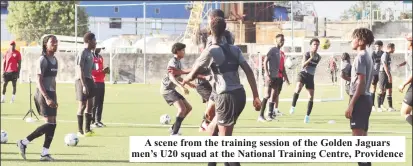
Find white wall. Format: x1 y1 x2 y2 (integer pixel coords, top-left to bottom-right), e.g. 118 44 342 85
88 17 193 41
1 14 13 41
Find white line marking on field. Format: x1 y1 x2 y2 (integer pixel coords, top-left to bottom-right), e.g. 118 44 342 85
2 117 411 134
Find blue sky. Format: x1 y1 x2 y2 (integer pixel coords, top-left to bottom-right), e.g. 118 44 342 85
312 1 412 20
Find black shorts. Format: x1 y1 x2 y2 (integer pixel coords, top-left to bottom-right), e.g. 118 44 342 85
215 88 246 126
34 89 57 117
275 78 283 94
264 77 280 88
162 90 186 106
297 71 315 89
196 82 212 103
371 74 379 86
378 72 392 90
75 78 96 101
2 72 19 82
349 95 372 131
403 85 413 107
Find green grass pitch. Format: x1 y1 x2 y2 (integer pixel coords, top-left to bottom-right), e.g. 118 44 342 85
1 82 411 166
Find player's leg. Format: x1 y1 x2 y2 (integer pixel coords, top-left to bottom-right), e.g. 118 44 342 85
267 82 279 120
377 73 387 112
10 73 18 103
171 99 187 135
75 79 87 136
96 82 106 126
196 83 213 131
290 72 305 114
304 88 314 123
350 95 372 166
386 83 395 111
1 74 10 103
370 75 378 111
274 79 284 116
17 91 57 161
401 85 413 125
258 80 272 121
216 88 246 166
201 100 215 132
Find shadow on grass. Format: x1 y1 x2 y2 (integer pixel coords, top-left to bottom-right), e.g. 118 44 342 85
2 152 85 156
1 158 129 163
74 145 103 148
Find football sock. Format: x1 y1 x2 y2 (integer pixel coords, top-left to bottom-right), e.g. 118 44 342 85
406 115 413 126
268 102 275 114
259 98 268 117
43 123 56 149
371 93 375 106
41 147 49 156
26 123 51 142
377 94 383 108
381 92 386 107
77 115 84 133
387 95 393 108
85 113 93 132
173 117 184 134
228 162 241 166
307 101 314 116
224 163 230 166
292 93 300 107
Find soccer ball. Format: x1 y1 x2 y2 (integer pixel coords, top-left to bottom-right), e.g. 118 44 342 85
320 38 331 50
64 133 79 146
285 56 299 70
160 114 171 125
1 130 8 144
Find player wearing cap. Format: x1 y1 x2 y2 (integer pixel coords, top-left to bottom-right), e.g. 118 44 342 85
1 41 22 103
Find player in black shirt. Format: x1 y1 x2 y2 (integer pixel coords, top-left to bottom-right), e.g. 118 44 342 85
370 40 383 111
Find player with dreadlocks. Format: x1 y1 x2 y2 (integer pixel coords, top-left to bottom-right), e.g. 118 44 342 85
168 9 235 132
345 28 374 166
17 35 59 161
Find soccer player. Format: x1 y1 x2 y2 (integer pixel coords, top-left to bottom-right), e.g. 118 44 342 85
340 52 352 96
161 42 193 136
344 27 374 166
91 47 110 127
328 56 338 85
168 9 235 132
1 41 21 103
397 34 412 125
183 16 260 166
289 38 322 123
272 50 290 117
258 34 284 121
370 40 384 111
17 35 58 161
75 32 97 137
377 43 396 112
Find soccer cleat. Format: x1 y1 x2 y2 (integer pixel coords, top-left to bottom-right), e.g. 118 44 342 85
257 116 267 122
276 110 284 116
387 108 397 112
93 122 104 128
267 112 275 120
16 140 27 160
289 107 295 114
84 130 96 137
0 97 5 103
304 115 310 123
40 154 55 161
77 131 85 137
377 108 383 112
170 133 181 136
168 127 182 135
98 122 106 127
371 106 376 112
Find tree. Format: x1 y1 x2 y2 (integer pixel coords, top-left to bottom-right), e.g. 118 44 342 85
5 1 89 43
340 2 381 21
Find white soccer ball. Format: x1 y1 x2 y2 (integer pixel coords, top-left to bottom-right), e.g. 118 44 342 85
1 130 8 144
285 56 299 70
160 114 171 125
64 133 79 146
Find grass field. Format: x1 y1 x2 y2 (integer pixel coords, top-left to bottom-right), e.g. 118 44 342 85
1 82 412 166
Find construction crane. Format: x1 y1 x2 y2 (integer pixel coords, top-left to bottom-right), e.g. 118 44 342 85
181 1 205 43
